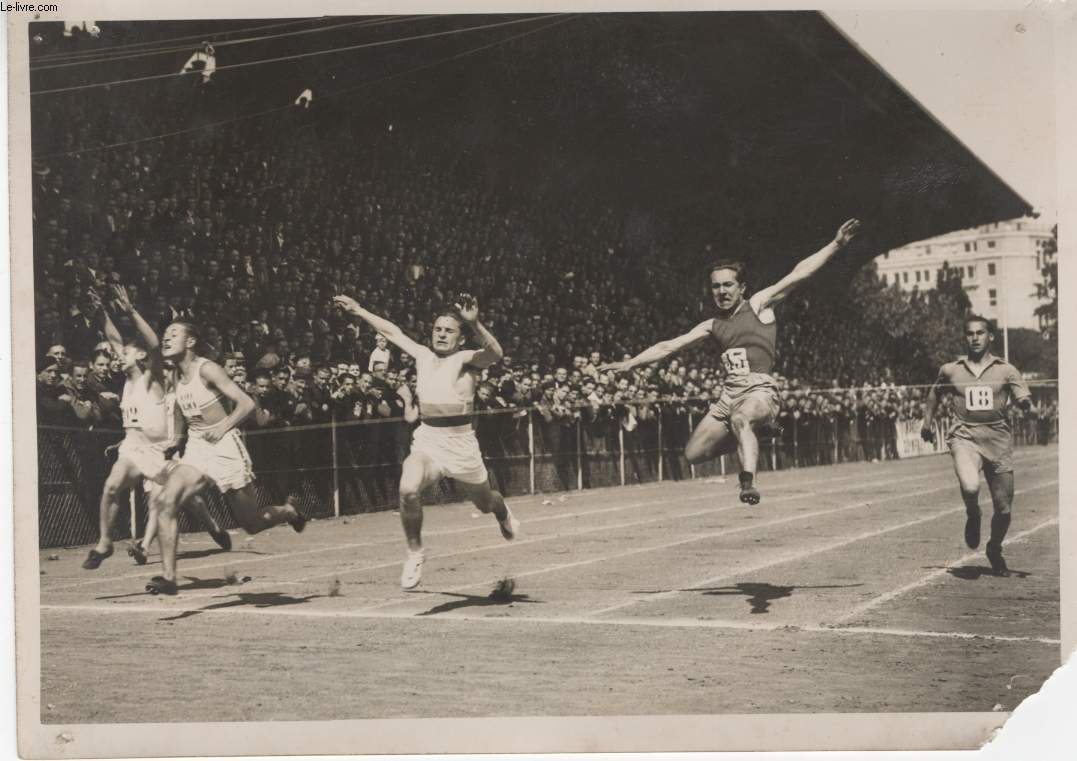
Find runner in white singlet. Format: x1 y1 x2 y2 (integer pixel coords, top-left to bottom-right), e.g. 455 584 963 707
334 293 519 590
150 321 306 595
83 285 230 571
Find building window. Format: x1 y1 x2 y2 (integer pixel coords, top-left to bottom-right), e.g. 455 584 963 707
964 243 971 252
968 266 975 278
880 273 887 285
987 240 996 249
925 246 931 254
989 288 997 307
988 262 996 276
915 270 921 283
972 241 978 251
903 271 909 284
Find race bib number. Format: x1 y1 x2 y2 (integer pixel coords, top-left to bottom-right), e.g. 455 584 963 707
122 403 140 428
722 348 750 376
177 394 203 422
964 385 994 411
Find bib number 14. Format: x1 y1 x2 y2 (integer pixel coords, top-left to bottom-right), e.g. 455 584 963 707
722 348 750 376
964 385 994 411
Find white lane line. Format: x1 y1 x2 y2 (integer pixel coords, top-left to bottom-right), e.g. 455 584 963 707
38 603 1060 646
113 469 954 605
40 465 890 594
589 480 1058 619
831 514 1060 625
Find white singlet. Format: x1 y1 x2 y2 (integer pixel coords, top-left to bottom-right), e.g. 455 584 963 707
174 356 256 492
118 373 174 489
410 346 487 484
413 347 476 420
121 372 170 444
175 357 225 433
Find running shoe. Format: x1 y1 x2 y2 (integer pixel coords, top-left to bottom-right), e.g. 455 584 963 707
986 542 1009 577
145 575 178 595
738 471 761 506
127 540 148 566
82 546 113 570
285 497 307 533
400 548 426 590
209 526 233 551
497 506 520 541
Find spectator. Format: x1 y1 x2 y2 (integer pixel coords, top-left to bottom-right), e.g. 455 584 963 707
367 333 392 372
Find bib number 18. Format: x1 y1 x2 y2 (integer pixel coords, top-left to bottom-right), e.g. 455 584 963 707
964 385 994 411
722 348 750 376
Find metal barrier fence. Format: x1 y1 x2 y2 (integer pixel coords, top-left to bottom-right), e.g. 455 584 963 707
35 389 1059 549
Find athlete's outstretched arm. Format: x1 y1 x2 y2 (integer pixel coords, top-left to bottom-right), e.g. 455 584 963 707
101 308 126 359
598 321 713 374
751 219 861 312
111 284 159 350
455 293 502 369
199 361 256 444
333 295 424 358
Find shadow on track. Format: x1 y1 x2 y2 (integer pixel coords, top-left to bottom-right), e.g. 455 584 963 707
932 564 1031 580
633 582 864 614
158 590 323 621
413 589 543 617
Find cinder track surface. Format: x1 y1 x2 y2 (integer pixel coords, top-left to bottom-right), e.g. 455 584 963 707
38 446 1060 722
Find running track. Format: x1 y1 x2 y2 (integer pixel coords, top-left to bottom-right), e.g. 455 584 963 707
37 446 1060 722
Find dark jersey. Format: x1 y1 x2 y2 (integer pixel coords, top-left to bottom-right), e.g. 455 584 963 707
711 300 777 377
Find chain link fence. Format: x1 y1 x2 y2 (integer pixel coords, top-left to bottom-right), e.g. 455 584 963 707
36 384 1059 549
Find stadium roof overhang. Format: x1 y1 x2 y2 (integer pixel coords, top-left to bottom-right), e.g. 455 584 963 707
30 12 1031 282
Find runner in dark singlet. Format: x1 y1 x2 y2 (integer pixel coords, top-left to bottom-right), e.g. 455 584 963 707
601 219 860 505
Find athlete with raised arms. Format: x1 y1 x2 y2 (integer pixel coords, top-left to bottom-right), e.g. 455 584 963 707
601 219 861 505
333 293 519 589
82 285 229 570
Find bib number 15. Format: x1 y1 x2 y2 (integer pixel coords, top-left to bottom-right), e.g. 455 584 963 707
964 385 994 411
722 348 750 376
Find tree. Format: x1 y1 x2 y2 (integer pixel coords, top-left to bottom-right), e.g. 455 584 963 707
773 260 971 386
1007 327 1057 379
1033 225 1058 342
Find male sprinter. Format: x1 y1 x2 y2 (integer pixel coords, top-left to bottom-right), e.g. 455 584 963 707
921 316 1033 575
150 322 305 595
601 219 860 505
333 293 518 589
83 285 229 569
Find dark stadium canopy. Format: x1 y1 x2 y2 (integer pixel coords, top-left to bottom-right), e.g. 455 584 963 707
30 12 1031 284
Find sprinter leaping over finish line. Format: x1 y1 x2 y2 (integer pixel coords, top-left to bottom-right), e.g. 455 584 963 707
600 218 861 506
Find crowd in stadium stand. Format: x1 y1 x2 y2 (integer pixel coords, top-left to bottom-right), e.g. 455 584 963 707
32 80 1058 457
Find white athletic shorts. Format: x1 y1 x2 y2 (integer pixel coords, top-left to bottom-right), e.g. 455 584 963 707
118 434 172 493
412 423 489 485
179 429 255 492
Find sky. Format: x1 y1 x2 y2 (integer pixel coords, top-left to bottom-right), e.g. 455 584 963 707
826 8 1058 223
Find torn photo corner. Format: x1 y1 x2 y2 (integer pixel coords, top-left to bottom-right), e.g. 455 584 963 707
7 0 1075 757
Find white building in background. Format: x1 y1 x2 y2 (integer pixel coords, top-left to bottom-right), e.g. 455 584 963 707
874 217 1055 331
